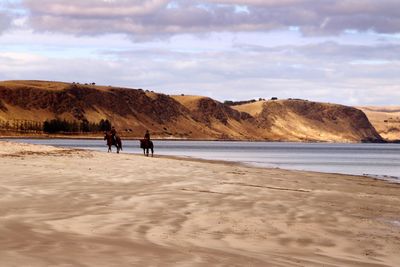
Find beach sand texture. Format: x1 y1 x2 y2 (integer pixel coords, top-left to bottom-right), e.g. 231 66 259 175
0 141 399 266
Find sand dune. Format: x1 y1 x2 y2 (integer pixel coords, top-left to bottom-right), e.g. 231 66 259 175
0 141 399 266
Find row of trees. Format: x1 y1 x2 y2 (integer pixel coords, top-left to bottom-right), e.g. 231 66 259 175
43 119 112 133
224 98 266 106
0 119 112 134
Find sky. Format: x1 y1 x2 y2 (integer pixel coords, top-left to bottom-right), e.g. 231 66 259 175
0 0 400 106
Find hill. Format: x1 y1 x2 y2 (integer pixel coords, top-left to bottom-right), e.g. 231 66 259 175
0 80 383 142
233 99 382 142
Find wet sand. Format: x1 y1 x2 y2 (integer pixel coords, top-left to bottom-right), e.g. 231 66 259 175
0 141 399 266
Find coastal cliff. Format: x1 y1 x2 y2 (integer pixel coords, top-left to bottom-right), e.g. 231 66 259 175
0 80 383 142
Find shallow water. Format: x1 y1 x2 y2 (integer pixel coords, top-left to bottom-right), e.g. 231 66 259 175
5 139 400 182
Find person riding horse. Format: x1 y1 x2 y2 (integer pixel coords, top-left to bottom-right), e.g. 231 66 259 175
104 127 122 153
141 130 154 156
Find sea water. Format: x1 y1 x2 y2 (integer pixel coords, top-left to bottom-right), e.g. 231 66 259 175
5 139 400 182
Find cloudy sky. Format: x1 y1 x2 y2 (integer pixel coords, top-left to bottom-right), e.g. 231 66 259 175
1 0 399 105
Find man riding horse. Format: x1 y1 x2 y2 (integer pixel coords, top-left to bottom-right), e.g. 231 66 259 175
104 127 122 153
140 130 154 157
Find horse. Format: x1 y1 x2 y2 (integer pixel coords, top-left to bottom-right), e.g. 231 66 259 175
140 139 154 157
104 132 122 153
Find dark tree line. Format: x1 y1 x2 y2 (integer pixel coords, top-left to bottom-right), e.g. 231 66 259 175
43 119 112 133
224 99 265 106
0 118 112 133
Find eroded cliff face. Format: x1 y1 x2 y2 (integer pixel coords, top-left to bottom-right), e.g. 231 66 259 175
249 100 382 142
0 81 192 136
0 80 383 142
0 83 186 122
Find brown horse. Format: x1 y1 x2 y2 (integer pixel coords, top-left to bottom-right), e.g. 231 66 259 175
140 139 154 157
104 132 122 153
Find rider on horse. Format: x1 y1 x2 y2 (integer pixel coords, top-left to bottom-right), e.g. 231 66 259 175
104 127 122 153
141 130 154 156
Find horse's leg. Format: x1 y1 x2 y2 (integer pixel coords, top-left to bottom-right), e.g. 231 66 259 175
151 148 154 157
117 146 120 154
108 145 111 153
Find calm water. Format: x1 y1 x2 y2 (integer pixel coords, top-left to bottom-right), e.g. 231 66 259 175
5 139 400 182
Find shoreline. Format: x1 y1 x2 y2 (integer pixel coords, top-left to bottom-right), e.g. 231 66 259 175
3 140 397 185
2 138 400 184
156 153 400 185
1 140 400 266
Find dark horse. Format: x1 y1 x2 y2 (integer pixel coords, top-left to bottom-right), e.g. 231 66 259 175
104 132 122 153
140 139 154 157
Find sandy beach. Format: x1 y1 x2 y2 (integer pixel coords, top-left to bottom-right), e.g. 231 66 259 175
0 141 399 266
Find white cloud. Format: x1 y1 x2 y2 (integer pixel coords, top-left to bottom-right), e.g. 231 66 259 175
9 0 398 39
1 1 399 106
